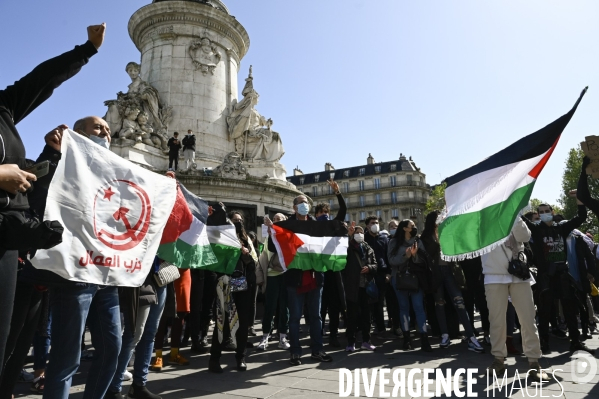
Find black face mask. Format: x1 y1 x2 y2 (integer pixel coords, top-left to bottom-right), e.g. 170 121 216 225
233 221 243 233
409 227 418 238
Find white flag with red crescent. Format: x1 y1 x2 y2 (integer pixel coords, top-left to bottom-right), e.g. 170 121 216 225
30 130 177 286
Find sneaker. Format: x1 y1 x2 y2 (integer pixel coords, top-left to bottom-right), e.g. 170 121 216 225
551 328 568 340
289 354 302 366
487 358 507 375
440 334 451 349
570 340 596 354
30 375 45 393
394 328 404 339
257 336 269 351
248 327 257 336
200 335 209 346
528 362 550 382
122 370 132 381
311 351 333 362
278 336 290 350
169 353 190 366
467 336 485 353
19 369 35 383
482 335 491 346
224 339 237 351
361 342 376 351
345 345 356 352
150 356 163 371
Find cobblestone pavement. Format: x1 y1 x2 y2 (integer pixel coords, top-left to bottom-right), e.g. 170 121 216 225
13 316 599 399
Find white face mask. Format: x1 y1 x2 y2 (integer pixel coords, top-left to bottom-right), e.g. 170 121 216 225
354 233 364 243
370 224 379 234
540 213 553 224
89 135 110 150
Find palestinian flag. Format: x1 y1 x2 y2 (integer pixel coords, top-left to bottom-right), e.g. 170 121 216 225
157 184 217 268
270 220 349 272
439 87 587 261
204 224 243 274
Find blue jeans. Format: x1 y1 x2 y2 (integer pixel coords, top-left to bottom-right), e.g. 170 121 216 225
392 277 427 333
109 285 166 392
287 286 323 356
44 285 121 399
33 311 51 370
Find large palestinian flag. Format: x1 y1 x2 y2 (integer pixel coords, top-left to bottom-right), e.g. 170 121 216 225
439 87 587 261
270 220 349 272
157 184 217 268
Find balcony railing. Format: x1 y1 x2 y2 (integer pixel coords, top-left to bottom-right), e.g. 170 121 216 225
305 180 427 197
327 197 426 210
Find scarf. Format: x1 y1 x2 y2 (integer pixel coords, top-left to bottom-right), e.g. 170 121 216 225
215 275 239 345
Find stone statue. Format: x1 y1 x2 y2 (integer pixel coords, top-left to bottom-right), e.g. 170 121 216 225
213 152 248 178
189 36 221 75
226 66 285 163
104 61 173 151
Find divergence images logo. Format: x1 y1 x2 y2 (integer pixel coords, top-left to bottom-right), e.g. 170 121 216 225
571 351 598 384
93 180 152 251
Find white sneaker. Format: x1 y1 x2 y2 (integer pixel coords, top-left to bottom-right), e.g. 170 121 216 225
257 336 269 351
123 370 132 381
440 334 451 348
278 335 290 350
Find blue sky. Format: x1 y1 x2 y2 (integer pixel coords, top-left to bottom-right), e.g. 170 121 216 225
1 0 598 204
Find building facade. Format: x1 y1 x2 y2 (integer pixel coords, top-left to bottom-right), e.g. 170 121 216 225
287 154 429 229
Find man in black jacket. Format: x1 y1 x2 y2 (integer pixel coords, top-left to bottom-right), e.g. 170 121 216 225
522 193 593 354
167 132 181 171
0 23 105 379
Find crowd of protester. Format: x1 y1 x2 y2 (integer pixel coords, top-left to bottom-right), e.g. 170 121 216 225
1 23 599 399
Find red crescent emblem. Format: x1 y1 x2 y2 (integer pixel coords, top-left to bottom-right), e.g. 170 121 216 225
93 180 152 251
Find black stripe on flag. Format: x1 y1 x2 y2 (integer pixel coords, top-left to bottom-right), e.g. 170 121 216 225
179 183 209 224
275 220 349 238
445 87 587 188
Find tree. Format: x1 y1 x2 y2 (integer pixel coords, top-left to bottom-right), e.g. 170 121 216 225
529 198 564 216
558 146 599 235
425 182 446 215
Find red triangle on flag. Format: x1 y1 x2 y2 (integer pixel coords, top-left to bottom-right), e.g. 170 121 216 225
272 224 305 267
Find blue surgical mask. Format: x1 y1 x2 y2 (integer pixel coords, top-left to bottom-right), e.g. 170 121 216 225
540 213 553 224
389 229 397 236
317 214 329 221
296 203 310 216
90 135 110 150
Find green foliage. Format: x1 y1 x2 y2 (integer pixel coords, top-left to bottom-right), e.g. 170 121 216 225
425 182 446 215
558 146 599 235
528 198 564 216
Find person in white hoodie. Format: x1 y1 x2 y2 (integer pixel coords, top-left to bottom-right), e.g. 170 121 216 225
481 218 548 382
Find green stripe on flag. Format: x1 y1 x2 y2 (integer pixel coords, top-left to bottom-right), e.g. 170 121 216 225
439 182 535 257
287 253 347 272
177 240 217 269
202 244 242 274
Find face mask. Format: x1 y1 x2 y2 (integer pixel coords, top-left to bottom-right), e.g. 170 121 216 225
389 229 397 236
233 221 243 233
89 135 110 149
533 220 541 225
409 227 418 238
317 214 329 221
296 203 310 216
370 224 379 234
540 213 553 223
354 233 364 243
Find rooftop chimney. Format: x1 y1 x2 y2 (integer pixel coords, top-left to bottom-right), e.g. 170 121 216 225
293 166 304 176
367 153 375 165
324 162 335 171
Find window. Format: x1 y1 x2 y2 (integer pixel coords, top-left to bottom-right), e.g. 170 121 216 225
359 180 365 191
299 177 304 185
407 174 413 183
343 182 349 193
343 170 350 177
359 196 365 206
409 191 414 198
314 175 320 183
312 187 318 197
375 193 381 205
345 213 350 222
390 164 397 171
375 166 381 174
328 184 333 195
360 211 366 221
374 178 381 189
392 209 399 218
376 210 382 218
391 192 397 204
359 168 365 176
330 172 335 179
329 199 334 208
389 176 396 187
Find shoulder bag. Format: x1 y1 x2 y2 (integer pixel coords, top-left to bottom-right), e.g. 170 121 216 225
154 260 180 287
